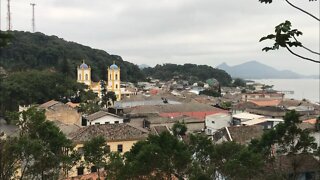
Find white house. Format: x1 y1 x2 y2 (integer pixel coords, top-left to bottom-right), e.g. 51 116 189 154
205 113 232 135
86 111 123 126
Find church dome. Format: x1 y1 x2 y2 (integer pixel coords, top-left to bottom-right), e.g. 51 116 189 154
79 62 89 69
110 63 119 70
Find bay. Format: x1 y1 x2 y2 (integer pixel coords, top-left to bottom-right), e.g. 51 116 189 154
251 79 320 103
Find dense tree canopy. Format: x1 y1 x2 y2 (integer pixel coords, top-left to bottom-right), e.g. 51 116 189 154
143 63 232 86
0 31 145 82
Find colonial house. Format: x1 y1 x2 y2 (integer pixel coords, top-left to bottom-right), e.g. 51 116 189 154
69 123 148 177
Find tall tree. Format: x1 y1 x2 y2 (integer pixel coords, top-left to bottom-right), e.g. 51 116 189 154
123 132 191 179
83 136 108 179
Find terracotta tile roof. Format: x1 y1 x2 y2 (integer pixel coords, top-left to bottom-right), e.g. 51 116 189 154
70 123 148 143
303 118 317 124
38 100 60 109
66 102 80 108
249 99 281 107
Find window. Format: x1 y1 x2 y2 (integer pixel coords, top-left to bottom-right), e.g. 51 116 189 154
77 167 84 175
115 74 118 80
115 121 119 124
211 121 215 124
79 74 81 80
105 145 111 153
95 122 100 125
91 166 97 173
77 147 84 155
105 122 110 124
116 84 118 89
110 74 111 80
117 144 123 153
85 74 88 80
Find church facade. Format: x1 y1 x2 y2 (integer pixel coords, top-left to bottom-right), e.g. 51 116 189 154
77 61 121 101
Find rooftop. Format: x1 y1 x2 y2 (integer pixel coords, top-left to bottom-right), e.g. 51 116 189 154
232 112 264 120
86 111 121 122
70 123 148 143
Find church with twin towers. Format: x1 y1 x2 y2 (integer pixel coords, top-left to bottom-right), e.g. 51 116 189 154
77 61 122 101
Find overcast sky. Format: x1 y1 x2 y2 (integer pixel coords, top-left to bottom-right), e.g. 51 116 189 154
1 0 319 75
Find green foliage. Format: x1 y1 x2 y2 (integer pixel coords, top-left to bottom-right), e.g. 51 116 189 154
78 101 101 115
1 107 77 179
220 101 232 109
0 31 12 48
83 136 108 169
123 132 191 179
232 78 246 87
143 63 232 86
199 89 221 97
250 110 317 157
172 121 188 136
0 31 145 82
260 21 303 51
0 70 86 115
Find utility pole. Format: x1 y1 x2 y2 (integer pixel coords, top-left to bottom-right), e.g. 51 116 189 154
7 0 11 31
30 3 36 32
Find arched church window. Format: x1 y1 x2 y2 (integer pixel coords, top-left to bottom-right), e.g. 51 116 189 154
115 74 118 80
85 74 88 80
79 74 81 80
116 84 118 89
110 74 111 80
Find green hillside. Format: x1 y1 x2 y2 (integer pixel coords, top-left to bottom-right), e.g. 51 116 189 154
143 63 232 86
0 31 144 82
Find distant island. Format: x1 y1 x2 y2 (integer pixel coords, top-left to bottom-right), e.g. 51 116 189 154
217 61 318 79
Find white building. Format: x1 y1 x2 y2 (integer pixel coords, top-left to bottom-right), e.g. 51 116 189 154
205 113 232 135
86 111 123 126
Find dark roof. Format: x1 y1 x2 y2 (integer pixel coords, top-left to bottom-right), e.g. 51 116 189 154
86 111 120 122
228 125 264 144
70 123 148 142
246 106 286 117
213 125 264 145
153 126 170 135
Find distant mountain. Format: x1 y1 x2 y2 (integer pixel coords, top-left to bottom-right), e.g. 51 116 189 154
216 61 315 79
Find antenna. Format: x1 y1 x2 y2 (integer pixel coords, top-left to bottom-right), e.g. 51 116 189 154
7 0 11 31
30 3 36 32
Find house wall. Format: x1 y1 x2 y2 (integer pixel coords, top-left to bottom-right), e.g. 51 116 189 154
69 140 138 177
89 116 123 125
205 114 231 135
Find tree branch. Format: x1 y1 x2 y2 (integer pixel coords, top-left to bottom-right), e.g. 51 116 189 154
285 0 320 21
285 45 320 63
293 37 320 55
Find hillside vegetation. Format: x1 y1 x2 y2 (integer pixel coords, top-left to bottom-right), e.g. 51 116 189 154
143 63 232 86
0 31 144 82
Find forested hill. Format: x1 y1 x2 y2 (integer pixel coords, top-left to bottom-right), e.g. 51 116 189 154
0 31 144 82
143 64 232 86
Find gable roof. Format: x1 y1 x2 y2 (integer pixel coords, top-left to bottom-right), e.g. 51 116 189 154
86 111 121 122
70 123 148 143
39 100 60 109
227 126 264 144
